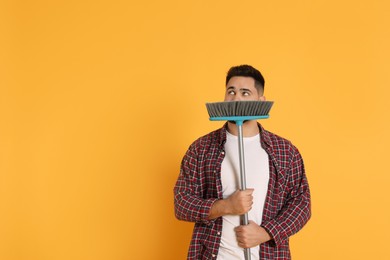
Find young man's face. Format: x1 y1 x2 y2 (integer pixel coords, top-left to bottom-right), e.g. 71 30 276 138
224 76 265 101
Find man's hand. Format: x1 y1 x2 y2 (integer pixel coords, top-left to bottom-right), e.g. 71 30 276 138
208 189 254 220
235 220 272 248
226 189 254 215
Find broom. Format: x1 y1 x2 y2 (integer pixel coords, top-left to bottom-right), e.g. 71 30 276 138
205 100 274 260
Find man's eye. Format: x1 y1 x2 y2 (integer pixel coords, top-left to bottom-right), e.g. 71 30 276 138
242 92 250 96
228 91 235 95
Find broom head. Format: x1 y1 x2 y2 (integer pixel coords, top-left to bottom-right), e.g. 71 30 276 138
206 101 274 121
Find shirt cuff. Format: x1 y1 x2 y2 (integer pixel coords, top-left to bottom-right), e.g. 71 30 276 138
199 198 219 225
261 219 288 246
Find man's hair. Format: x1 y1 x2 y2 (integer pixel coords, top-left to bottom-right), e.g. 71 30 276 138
225 65 265 94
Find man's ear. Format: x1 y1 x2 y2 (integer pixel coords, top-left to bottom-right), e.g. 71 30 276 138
259 96 266 101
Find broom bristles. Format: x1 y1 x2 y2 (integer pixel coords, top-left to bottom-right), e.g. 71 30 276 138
206 101 274 118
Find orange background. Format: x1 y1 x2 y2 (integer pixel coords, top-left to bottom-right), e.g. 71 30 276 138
1 1 390 259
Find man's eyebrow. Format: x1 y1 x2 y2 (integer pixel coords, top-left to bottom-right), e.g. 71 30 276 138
226 86 252 92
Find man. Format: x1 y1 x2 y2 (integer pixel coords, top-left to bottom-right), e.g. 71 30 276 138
174 65 311 260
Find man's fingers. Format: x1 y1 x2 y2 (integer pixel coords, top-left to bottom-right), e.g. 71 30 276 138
243 188 254 194
228 189 255 215
235 228 249 248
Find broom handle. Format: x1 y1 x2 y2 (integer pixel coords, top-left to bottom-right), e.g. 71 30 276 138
237 123 251 260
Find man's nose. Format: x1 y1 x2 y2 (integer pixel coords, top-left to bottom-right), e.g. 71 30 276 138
232 95 242 101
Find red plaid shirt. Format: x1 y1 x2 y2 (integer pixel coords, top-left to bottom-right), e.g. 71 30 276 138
174 123 311 260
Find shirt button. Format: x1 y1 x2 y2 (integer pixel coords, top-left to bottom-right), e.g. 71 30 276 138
217 232 221 235
221 151 225 155
212 254 216 258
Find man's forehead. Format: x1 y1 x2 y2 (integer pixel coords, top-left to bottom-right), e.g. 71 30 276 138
227 76 255 84
226 77 256 88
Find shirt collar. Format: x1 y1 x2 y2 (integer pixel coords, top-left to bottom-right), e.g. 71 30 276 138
258 123 272 148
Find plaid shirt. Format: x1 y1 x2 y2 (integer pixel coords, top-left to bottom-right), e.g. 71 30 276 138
174 123 311 260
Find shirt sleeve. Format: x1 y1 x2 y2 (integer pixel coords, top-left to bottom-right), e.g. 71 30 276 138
174 145 219 225
261 146 311 246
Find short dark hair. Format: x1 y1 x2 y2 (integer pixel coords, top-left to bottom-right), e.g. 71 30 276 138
226 65 265 94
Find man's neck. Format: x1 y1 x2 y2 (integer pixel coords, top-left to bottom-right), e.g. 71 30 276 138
226 121 260 137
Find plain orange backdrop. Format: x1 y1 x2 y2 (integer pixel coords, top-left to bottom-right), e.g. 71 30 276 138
1 0 390 259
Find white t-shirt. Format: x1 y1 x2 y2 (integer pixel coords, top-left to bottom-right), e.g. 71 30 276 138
217 131 270 260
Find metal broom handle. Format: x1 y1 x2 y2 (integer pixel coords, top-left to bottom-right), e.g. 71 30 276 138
237 122 251 260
